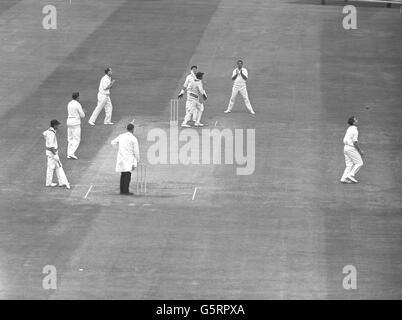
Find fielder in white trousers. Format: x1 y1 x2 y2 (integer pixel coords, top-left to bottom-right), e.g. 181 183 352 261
67 93 85 159
340 117 364 183
341 145 363 182
67 125 81 157
89 92 113 124
225 60 255 114
89 68 115 125
227 85 254 113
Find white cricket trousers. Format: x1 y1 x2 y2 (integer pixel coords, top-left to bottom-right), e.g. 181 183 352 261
341 145 363 180
192 102 204 124
227 85 254 113
67 124 81 157
46 156 66 185
182 97 199 125
89 93 113 124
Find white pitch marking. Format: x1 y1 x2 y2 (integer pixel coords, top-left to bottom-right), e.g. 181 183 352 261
192 187 197 201
84 185 93 199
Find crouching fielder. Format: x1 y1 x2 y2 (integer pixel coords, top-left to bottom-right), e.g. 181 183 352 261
181 72 207 127
340 116 364 184
43 120 70 189
111 123 140 195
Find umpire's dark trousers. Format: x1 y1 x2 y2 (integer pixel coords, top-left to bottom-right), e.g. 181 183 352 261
120 171 132 194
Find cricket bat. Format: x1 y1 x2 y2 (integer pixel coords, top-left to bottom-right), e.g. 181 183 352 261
57 160 70 188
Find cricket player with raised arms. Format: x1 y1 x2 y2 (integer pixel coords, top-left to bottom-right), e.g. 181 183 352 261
224 59 255 114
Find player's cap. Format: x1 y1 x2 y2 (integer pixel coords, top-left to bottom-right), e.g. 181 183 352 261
190 65 197 70
196 72 204 79
72 92 79 100
50 119 61 127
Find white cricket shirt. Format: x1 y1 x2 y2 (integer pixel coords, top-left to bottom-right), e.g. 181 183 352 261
343 125 359 147
67 100 85 126
183 71 196 89
99 74 112 95
232 68 248 87
187 79 206 98
43 127 58 156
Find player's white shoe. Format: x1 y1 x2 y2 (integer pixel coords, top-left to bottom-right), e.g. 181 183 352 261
224 109 231 114
46 183 57 187
88 121 95 126
59 183 71 189
194 123 204 127
250 110 255 114
104 122 114 125
347 175 358 183
67 155 78 160
340 179 352 184
181 123 191 128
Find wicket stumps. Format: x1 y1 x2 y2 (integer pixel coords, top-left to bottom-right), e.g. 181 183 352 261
136 163 147 194
170 99 179 126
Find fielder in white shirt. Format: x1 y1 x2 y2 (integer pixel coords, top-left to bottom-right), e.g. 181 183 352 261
340 116 364 183
43 120 70 189
181 72 207 127
66 92 85 160
224 60 255 114
111 123 140 195
88 67 115 125
178 65 201 123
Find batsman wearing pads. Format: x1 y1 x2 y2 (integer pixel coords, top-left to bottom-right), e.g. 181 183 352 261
88 67 115 125
111 123 140 195
340 116 364 184
43 120 70 189
181 72 207 128
178 65 200 123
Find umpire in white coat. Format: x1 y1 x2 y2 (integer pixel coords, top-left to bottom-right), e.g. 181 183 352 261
111 123 140 195
67 92 85 159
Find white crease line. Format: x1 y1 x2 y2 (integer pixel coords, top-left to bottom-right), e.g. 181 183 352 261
84 185 93 199
192 187 197 201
